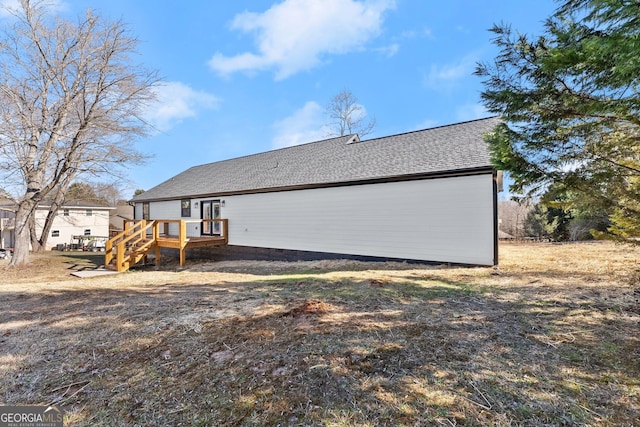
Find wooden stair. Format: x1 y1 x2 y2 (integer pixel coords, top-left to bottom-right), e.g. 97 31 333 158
105 220 158 272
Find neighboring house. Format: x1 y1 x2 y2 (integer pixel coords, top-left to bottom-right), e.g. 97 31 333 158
131 117 503 266
0 199 113 250
109 204 134 237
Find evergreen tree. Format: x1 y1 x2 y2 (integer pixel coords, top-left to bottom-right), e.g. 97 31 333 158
525 202 573 241
476 0 640 243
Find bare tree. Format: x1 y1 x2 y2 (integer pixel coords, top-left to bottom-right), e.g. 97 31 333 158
325 89 376 137
0 0 159 266
498 199 532 240
63 181 124 206
92 182 126 206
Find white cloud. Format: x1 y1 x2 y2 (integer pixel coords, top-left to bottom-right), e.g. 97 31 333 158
0 0 66 18
455 103 488 122
399 27 432 40
146 81 221 132
209 0 397 80
374 43 399 58
423 52 480 90
272 101 329 148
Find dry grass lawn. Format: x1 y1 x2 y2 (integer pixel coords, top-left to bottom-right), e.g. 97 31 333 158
1 241 639 426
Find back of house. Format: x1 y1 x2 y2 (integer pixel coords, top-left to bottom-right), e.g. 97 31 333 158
131 117 502 265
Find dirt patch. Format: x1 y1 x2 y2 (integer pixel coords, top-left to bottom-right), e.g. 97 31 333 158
1 241 639 426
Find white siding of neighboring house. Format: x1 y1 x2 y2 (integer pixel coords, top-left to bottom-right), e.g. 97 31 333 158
0 210 15 249
218 174 495 265
139 174 495 265
35 207 111 250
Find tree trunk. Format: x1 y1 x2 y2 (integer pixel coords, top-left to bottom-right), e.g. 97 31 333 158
10 201 35 267
33 198 63 252
34 181 71 252
34 209 55 252
29 214 44 252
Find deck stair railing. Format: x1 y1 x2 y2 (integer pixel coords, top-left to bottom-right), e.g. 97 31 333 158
105 220 158 272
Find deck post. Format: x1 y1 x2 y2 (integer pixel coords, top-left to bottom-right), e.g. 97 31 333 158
116 241 124 272
179 248 185 267
179 220 187 267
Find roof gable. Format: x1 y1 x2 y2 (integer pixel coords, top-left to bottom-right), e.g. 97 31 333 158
133 117 501 202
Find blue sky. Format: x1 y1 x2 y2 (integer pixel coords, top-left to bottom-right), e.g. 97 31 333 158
5 0 558 197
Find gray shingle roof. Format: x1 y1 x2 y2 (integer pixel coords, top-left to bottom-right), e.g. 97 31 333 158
133 117 500 202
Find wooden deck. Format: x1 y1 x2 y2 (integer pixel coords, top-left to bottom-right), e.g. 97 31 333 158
106 219 228 272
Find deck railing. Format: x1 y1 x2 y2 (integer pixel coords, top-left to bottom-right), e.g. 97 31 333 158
152 218 228 240
120 218 228 240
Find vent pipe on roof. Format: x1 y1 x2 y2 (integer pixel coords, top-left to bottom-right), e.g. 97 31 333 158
346 135 360 144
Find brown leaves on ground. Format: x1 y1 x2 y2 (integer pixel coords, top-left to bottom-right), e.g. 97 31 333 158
0 241 639 426
282 299 332 317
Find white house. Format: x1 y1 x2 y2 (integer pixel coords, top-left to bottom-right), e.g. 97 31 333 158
0 200 112 250
130 117 502 266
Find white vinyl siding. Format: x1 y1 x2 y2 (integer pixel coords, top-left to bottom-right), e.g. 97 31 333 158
222 174 495 265
146 200 181 220
134 203 141 220
138 174 495 265
141 199 201 236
